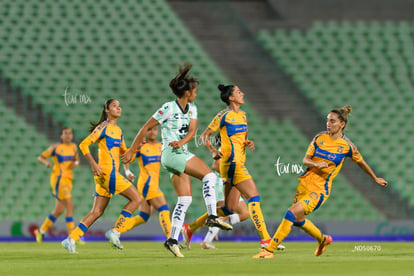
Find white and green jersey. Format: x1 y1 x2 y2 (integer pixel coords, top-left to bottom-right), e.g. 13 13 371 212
152 100 197 152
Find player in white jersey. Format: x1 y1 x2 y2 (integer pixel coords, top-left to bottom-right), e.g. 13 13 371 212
122 63 232 257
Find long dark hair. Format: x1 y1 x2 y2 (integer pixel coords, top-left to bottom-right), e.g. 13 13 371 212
169 62 199 98
218 84 234 105
89 99 115 132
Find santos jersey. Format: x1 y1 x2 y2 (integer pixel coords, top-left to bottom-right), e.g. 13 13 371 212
152 100 197 152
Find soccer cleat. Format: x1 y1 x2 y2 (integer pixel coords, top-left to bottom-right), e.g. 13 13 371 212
61 238 77 254
253 249 274 259
200 241 216 249
260 238 271 249
164 238 184 257
76 236 86 246
276 244 286 251
315 235 333 256
181 224 193 249
206 215 233 231
260 239 286 250
34 229 44 244
105 229 123 250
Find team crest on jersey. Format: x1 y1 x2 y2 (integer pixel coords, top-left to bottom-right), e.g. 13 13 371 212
328 153 337 160
337 145 344 153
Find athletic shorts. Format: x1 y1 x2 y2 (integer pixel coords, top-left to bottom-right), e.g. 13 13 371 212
220 161 252 185
50 175 72 200
161 147 194 177
137 175 164 201
292 180 329 215
94 170 132 198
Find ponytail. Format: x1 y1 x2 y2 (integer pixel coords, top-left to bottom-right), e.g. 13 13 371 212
89 99 115 132
218 84 234 105
330 105 352 130
169 62 199 98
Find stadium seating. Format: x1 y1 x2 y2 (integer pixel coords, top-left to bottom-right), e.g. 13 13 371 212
258 21 414 208
0 1 383 222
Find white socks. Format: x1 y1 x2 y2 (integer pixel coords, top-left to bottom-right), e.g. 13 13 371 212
202 172 217 216
204 214 241 243
228 213 240 225
170 196 192 240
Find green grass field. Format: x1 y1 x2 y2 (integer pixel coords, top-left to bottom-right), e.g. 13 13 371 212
0 241 413 276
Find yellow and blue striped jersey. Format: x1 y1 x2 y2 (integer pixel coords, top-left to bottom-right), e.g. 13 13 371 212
79 121 127 173
208 108 248 163
136 142 162 183
41 143 78 179
299 131 363 195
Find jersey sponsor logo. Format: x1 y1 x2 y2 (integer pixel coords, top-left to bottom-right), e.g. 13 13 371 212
337 145 344 153
327 153 337 160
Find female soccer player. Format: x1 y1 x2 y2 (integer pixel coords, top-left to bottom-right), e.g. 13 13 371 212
181 135 249 249
200 84 273 248
253 106 388 259
120 126 171 238
185 157 250 250
35 127 79 243
61 99 142 253
122 63 231 258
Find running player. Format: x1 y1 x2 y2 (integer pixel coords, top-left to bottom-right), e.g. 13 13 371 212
253 106 388 259
35 127 79 243
200 84 273 248
119 126 171 238
122 63 231 258
61 99 142 253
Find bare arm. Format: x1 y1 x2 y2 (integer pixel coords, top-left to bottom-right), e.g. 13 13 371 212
37 155 52 168
211 159 220 172
356 159 388 187
121 117 159 163
200 127 222 160
302 154 328 168
169 118 198 148
123 163 135 182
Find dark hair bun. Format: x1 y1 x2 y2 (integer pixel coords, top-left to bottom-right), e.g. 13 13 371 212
218 84 226 92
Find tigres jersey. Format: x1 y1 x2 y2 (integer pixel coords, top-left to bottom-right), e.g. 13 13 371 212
299 131 363 195
41 143 78 179
208 108 248 163
79 121 127 173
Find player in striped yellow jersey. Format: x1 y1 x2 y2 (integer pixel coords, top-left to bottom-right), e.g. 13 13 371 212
120 126 171 238
61 99 142 253
201 84 273 249
253 106 388 259
35 127 79 243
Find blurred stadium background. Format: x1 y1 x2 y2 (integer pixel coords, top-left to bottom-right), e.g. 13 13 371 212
1 0 413 240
